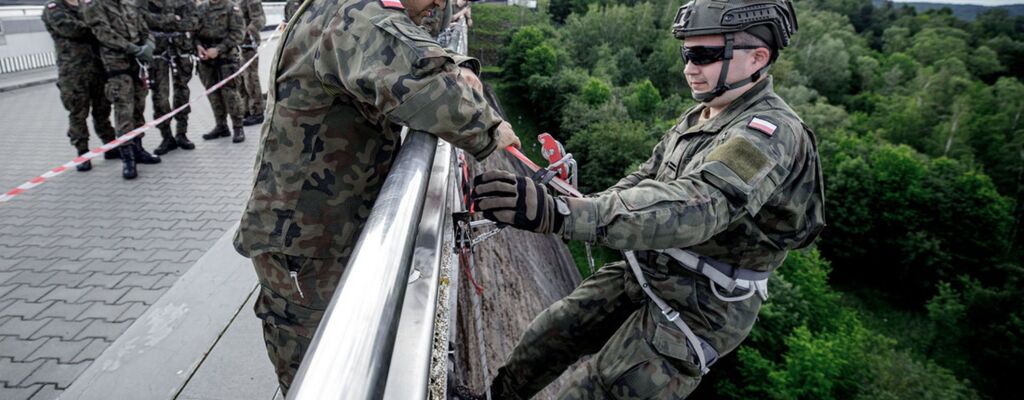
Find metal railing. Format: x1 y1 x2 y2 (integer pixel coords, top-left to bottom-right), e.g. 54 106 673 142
0 51 55 74
288 19 470 400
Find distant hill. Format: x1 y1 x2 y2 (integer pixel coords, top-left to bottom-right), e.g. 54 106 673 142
885 1 1024 20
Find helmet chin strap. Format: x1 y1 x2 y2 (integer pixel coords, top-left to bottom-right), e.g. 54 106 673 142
692 33 771 103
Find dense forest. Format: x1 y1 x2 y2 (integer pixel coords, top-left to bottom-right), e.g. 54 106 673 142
468 0 1024 399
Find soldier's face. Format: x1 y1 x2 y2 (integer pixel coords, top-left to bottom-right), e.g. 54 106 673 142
403 0 446 24
683 35 767 105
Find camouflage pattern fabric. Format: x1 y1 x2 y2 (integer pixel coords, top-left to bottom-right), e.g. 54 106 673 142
142 0 198 137
41 0 116 152
491 77 826 399
233 0 504 260
195 0 244 129
84 0 150 138
250 252 347 394
233 0 506 390
237 0 266 117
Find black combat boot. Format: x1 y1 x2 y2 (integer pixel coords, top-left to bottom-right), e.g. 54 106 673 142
75 147 92 172
132 137 162 164
153 128 178 156
120 144 137 180
242 113 264 126
175 122 195 150
232 126 245 143
202 125 231 140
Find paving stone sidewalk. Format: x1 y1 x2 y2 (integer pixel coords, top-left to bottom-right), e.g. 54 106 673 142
0 43 276 400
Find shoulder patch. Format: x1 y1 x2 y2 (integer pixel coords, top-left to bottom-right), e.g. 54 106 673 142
234 6 241 11
84 0 91 3
46 2 56 9
380 0 405 10
748 116 777 137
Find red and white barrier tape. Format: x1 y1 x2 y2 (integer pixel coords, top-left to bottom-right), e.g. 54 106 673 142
0 24 286 204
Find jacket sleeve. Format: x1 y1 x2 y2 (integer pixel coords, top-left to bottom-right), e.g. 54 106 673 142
43 5 93 40
140 0 177 31
245 0 266 36
560 124 801 250
176 0 199 32
317 14 504 160
85 1 136 53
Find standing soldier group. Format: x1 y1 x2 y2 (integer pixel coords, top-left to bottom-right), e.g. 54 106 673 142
42 0 264 180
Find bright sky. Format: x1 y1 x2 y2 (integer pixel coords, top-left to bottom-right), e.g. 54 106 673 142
893 0 1024 5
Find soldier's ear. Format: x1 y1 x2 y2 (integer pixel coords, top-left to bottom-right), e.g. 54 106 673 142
751 47 771 70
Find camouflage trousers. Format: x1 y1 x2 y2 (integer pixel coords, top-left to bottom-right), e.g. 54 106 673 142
103 63 148 138
491 259 763 400
250 252 348 395
57 69 115 151
149 53 194 136
239 48 264 117
198 57 243 128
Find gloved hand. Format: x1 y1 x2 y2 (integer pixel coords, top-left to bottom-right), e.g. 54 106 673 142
473 170 565 234
133 41 154 63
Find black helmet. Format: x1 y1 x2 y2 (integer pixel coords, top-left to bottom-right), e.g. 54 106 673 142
671 0 798 102
672 0 798 51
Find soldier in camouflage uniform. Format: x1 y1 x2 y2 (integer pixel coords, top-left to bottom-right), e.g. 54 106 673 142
42 0 118 172
238 0 266 126
85 0 163 180
283 0 301 22
232 0 520 393
142 0 199 155
470 1 825 399
195 0 245 143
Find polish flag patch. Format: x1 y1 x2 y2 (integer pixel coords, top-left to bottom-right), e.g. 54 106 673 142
46 2 56 8
380 0 405 9
748 116 777 136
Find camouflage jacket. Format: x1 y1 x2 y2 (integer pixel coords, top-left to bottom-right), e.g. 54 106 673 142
563 77 826 273
41 0 103 77
195 0 243 60
234 0 504 259
140 0 198 54
84 0 150 69
235 0 265 48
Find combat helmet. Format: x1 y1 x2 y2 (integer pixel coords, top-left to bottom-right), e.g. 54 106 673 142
672 0 798 102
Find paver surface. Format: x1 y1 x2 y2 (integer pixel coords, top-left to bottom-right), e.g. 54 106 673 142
0 41 276 400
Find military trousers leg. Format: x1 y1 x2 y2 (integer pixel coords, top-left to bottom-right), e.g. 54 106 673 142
88 73 116 143
104 72 148 138
173 57 194 133
250 252 348 396
150 60 174 136
240 49 263 116
492 258 757 400
198 60 243 129
57 74 91 150
491 261 642 400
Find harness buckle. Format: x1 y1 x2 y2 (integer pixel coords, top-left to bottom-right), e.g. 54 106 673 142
663 308 680 322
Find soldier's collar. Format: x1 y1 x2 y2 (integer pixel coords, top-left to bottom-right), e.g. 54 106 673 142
683 77 774 136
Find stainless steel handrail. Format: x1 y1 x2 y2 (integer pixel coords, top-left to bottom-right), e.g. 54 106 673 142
287 18 470 400
288 130 438 400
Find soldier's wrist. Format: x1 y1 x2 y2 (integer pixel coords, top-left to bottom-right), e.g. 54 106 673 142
561 196 598 243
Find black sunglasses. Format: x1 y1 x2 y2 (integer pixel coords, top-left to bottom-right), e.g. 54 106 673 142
680 45 764 66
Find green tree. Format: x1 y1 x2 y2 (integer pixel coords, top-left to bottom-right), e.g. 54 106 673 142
624 79 661 121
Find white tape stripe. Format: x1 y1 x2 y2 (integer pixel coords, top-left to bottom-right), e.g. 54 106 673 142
0 24 286 204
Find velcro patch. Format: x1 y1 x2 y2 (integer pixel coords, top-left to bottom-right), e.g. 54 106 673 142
380 0 405 9
47 2 56 9
706 136 770 183
748 116 777 136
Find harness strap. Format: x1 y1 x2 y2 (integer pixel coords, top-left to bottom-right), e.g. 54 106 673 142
625 251 717 375
640 248 770 301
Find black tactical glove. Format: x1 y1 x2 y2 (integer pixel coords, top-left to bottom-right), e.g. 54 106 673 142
473 170 566 234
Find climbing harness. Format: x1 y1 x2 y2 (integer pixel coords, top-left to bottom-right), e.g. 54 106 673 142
623 248 770 375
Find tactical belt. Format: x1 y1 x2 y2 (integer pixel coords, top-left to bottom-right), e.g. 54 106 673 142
624 249 771 375
151 30 185 38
